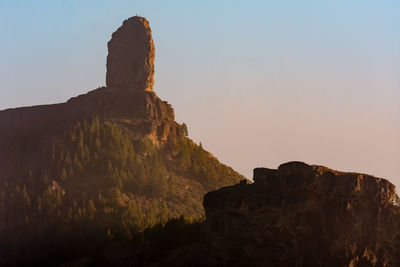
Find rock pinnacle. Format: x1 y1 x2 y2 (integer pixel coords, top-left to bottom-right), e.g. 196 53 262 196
106 16 155 92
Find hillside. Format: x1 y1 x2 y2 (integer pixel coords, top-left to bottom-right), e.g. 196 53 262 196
0 16 244 265
56 162 400 267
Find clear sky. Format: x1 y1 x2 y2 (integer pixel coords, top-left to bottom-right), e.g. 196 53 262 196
1 1 399 187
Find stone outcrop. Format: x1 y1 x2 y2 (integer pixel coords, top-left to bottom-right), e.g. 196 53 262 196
0 16 176 177
106 16 155 91
203 162 400 266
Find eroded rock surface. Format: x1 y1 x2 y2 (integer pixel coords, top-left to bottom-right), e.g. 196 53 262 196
203 162 400 267
106 16 155 91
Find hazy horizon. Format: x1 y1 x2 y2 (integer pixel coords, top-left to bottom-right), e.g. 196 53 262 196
1 1 399 187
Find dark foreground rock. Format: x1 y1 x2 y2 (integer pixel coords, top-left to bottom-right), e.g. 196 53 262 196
203 162 400 267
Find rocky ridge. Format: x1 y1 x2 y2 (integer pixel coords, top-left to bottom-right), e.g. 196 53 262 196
202 162 400 266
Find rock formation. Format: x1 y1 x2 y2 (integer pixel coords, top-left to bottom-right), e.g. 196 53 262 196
0 16 170 177
203 162 400 266
3 14 400 266
106 16 155 91
0 16 245 265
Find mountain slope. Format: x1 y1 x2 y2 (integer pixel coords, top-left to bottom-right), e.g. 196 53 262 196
55 162 400 267
0 16 244 265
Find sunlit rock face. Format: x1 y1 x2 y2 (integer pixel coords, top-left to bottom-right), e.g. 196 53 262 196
106 16 155 91
203 161 400 267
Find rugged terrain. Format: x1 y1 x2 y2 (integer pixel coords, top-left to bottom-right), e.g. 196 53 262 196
1 15 398 267
202 162 400 267
72 162 400 267
0 16 243 265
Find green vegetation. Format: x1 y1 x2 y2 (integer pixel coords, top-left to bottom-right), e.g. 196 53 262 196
0 116 242 265
173 137 239 190
181 122 188 136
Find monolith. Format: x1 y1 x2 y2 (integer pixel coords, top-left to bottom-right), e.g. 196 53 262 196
106 16 155 91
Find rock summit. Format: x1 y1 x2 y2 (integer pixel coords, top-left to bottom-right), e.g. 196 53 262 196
106 16 155 91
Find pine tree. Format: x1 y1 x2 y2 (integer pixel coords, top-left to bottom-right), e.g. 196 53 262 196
181 123 188 136
60 168 68 181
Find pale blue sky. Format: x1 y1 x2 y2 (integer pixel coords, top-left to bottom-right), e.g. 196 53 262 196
1 1 399 186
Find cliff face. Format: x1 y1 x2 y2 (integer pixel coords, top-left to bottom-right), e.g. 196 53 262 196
106 16 155 91
203 162 400 267
0 89 176 176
